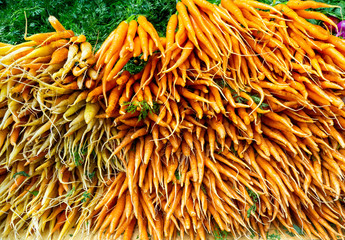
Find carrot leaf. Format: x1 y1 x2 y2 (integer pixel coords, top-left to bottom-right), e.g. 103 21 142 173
28 190 39 196
13 171 30 178
201 184 207 194
87 171 95 180
124 100 160 121
174 170 180 181
293 224 305 235
81 192 91 203
213 224 228 240
123 54 148 74
246 187 259 217
73 144 87 167
267 230 281 240
206 0 221 5
66 186 75 197
249 229 256 239
246 204 257 218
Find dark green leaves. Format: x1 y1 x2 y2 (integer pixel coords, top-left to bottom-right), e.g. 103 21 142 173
87 171 95 179
283 224 305 236
174 170 180 181
81 192 91 203
13 171 30 178
293 224 305 235
201 184 207 194
250 94 269 109
73 144 87 166
213 224 228 240
257 0 288 5
215 79 229 89
66 186 75 197
206 0 221 5
249 229 256 239
0 0 177 48
123 55 148 75
247 187 259 202
246 187 259 218
247 204 257 218
28 190 39 196
267 230 281 240
314 0 345 20
124 100 160 121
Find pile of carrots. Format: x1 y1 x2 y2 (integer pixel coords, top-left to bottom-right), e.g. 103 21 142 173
1 0 345 239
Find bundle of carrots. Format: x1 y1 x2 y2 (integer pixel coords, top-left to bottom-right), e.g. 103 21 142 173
1 0 345 239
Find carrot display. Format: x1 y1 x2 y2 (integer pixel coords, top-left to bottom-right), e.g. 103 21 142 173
0 1 345 240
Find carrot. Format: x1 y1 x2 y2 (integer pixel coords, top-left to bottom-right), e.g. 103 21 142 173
181 0 213 42
138 16 165 56
164 40 194 73
176 2 199 49
49 47 68 64
190 16 218 60
95 30 117 69
47 16 66 31
70 34 86 43
276 4 329 40
221 0 249 30
104 21 128 64
287 0 337 10
179 86 211 103
137 25 149 61
162 14 178 70
123 219 136 240
106 86 123 115
126 20 138 52
296 10 338 30
51 212 67 234
80 41 92 61
105 52 133 82
10 127 20 146
99 194 126 236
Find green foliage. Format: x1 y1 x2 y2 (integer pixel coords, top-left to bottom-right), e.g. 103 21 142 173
267 230 281 240
246 187 259 218
81 192 91 203
285 231 295 237
124 100 160 121
247 204 257 218
73 144 87 166
87 171 95 179
206 0 221 5
293 224 305 235
283 224 305 237
213 224 229 240
214 79 229 89
123 54 148 74
314 0 345 20
247 187 259 202
257 0 288 5
258 0 344 20
174 170 180 181
249 229 256 239
28 190 39 196
250 94 269 109
13 171 30 178
66 186 75 197
201 184 207 194
0 0 176 48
